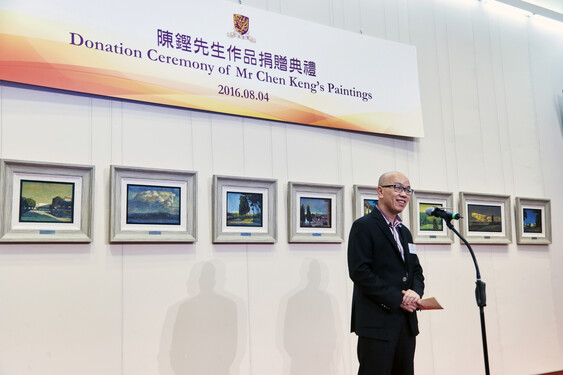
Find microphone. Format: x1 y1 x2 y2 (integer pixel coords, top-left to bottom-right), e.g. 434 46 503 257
425 207 461 220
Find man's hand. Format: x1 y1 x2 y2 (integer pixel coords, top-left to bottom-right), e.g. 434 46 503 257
399 302 417 312
400 289 421 312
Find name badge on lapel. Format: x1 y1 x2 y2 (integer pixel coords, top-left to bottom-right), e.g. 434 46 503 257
408 243 417 254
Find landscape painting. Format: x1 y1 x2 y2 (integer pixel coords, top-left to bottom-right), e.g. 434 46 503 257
300 197 331 228
418 202 443 231
467 203 502 232
226 191 263 227
523 207 543 234
126 184 181 225
363 199 378 216
19 180 75 223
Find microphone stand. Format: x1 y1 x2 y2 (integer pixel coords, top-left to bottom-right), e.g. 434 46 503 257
444 218 491 375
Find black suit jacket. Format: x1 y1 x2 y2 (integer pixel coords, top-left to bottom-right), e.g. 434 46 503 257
348 208 424 341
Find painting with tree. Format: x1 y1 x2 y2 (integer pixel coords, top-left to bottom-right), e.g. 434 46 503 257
19 180 75 223
226 191 263 227
289 182 344 243
459 192 512 244
0 159 94 242
299 197 331 228
515 197 551 244
418 202 443 231
352 185 379 220
212 175 277 243
363 199 378 216
408 190 454 244
467 204 502 233
522 208 542 233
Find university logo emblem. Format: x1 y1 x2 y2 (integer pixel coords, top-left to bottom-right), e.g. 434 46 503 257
227 13 256 42
234 14 249 36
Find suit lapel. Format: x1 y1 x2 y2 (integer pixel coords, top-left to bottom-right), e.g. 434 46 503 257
371 209 405 263
398 225 411 268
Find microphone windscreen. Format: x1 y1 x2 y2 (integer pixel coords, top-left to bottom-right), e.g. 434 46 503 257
425 207 436 216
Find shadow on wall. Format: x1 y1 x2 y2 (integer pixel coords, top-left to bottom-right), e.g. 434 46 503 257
158 261 246 375
558 93 563 136
278 258 343 375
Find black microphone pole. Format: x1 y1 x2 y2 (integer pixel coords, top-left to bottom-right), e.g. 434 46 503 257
444 217 491 375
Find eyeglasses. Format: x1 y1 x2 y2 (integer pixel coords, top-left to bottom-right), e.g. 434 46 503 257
380 184 414 196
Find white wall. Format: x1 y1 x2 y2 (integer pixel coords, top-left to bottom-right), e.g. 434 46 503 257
1 0 562 374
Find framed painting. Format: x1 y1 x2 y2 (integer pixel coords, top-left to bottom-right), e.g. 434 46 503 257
459 192 512 244
515 197 551 245
288 182 344 243
110 166 197 242
352 185 379 220
213 175 277 243
409 190 454 244
0 159 94 242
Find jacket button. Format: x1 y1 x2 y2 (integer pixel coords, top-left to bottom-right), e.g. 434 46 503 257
402 277 407 282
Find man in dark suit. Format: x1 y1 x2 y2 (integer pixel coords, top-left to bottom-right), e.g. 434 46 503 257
348 171 425 375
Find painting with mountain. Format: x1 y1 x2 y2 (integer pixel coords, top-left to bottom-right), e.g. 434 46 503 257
126 184 181 225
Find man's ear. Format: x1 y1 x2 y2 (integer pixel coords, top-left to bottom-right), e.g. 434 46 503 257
376 186 384 198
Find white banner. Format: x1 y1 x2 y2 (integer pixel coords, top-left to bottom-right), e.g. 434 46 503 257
0 0 424 137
